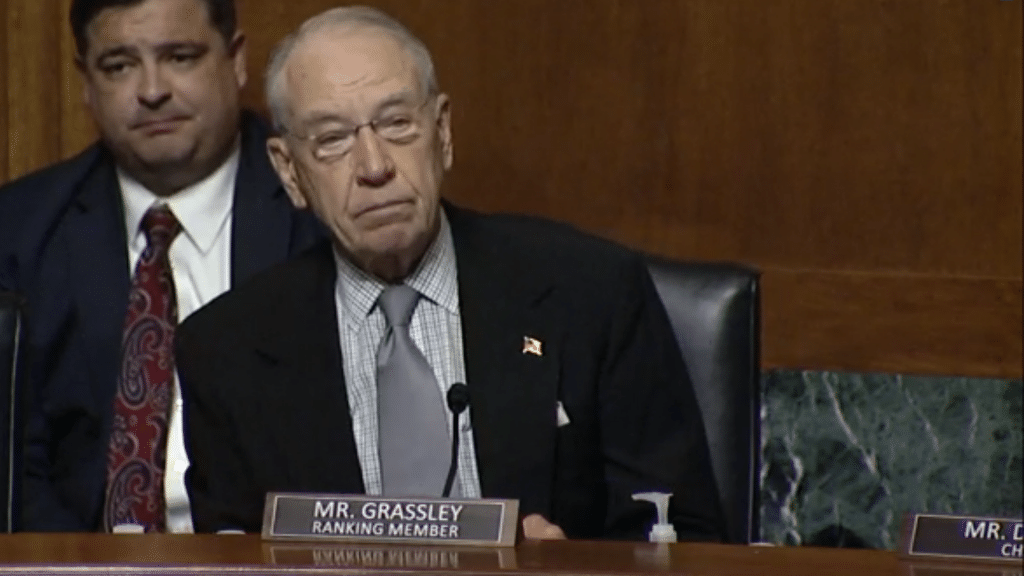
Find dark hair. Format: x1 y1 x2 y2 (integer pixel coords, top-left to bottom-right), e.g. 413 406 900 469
70 0 237 56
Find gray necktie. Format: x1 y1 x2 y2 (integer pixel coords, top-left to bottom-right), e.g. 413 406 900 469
376 284 453 497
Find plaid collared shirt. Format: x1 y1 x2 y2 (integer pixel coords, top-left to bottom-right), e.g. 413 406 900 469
332 212 482 497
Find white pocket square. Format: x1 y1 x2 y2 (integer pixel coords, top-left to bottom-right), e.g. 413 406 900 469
556 401 571 427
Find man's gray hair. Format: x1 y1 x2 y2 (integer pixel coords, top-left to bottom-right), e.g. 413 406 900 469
265 5 439 133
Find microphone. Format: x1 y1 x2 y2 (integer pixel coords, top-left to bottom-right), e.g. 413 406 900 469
443 383 470 497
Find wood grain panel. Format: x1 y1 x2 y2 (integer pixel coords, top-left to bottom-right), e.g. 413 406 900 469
5 0 64 180
762 268 1023 378
0 1 8 184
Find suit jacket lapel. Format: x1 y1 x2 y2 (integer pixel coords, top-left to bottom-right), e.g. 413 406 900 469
250 243 365 492
230 112 296 285
64 155 130 410
447 205 561 515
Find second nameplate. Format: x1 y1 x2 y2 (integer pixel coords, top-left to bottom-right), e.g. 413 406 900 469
262 492 520 547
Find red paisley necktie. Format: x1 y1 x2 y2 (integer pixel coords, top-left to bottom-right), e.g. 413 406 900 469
105 205 181 532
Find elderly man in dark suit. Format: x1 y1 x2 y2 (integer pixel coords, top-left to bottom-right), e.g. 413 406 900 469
0 0 321 532
175 6 725 541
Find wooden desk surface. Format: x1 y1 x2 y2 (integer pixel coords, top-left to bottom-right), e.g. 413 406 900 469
0 534 1018 575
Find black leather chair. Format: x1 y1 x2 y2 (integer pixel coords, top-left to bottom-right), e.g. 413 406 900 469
645 257 761 544
0 292 25 533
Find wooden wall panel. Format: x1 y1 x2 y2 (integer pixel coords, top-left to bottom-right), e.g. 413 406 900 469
0 1 7 185
4 0 1022 377
762 269 1022 377
4 1 64 181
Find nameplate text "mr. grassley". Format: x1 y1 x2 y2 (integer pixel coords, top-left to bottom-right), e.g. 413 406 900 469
262 493 519 547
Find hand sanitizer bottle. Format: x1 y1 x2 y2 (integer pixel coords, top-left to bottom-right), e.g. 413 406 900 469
632 492 677 543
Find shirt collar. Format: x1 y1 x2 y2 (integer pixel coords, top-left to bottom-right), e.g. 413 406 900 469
119 145 241 254
334 208 460 326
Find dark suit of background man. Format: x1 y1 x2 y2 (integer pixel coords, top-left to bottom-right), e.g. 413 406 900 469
0 0 321 532
175 6 726 541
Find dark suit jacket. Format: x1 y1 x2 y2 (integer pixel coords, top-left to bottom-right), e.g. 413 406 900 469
0 112 323 531
176 203 726 541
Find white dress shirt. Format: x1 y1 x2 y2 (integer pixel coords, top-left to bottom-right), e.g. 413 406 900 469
118 147 240 533
333 212 482 498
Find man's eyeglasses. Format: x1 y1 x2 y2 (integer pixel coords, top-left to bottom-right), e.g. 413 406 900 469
288 97 434 161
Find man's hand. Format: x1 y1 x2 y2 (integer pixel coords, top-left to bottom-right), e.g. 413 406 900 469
521 514 567 540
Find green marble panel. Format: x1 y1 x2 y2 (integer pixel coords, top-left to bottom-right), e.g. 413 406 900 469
760 370 1022 549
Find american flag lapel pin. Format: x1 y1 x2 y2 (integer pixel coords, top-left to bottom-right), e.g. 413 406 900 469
522 336 543 357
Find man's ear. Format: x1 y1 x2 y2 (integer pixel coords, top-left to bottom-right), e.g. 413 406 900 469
76 56 93 110
229 31 248 89
267 137 307 209
435 93 453 170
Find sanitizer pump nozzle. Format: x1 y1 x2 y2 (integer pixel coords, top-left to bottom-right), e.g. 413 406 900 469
632 492 677 543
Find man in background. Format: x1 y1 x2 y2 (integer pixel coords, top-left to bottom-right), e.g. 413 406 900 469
0 0 321 532
176 5 725 541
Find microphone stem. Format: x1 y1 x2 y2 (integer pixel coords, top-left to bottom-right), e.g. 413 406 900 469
443 411 460 497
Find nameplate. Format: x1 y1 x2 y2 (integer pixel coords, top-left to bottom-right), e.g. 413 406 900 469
261 492 519 547
905 513 1023 562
